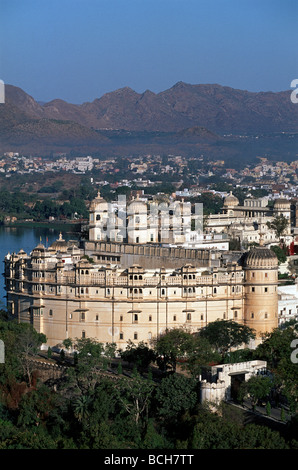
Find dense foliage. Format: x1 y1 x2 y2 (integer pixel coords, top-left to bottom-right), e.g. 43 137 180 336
0 314 297 449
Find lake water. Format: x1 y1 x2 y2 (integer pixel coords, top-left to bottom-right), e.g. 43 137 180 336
0 225 80 310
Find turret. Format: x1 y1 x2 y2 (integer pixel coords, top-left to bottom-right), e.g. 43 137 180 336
241 245 278 346
127 195 148 244
88 191 110 241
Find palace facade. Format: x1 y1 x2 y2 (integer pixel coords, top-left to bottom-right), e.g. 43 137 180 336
4 193 279 350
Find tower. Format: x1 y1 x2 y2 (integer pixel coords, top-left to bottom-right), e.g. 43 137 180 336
127 195 148 244
88 191 110 241
241 245 279 346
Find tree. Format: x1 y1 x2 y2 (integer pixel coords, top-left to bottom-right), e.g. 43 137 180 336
62 338 73 351
270 245 287 264
15 323 46 386
73 395 92 424
65 338 105 395
120 340 156 372
238 375 273 410
186 336 221 377
103 342 117 369
198 320 256 358
141 418 169 449
151 328 197 373
255 323 298 412
267 214 288 239
154 374 198 420
116 372 155 426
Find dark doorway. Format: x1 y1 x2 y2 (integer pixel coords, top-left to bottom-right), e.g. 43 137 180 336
230 373 246 402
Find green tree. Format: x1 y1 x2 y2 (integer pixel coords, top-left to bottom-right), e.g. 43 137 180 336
120 340 156 372
186 336 221 377
14 323 46 386
151 328 197 373
73 395 92 424
267 214 288 239
141 418 169 449
63 338 73 351
270 245 287 264
116 372 155 426
239 424 288 449
266 401 271 416
154 374 198 420
255 323 298 412
198 320 256 358
238 375 273 409
65 338 105 395
103 342 117 368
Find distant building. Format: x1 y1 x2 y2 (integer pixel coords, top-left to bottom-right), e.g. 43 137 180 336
278 281 298 325
206 192 292 246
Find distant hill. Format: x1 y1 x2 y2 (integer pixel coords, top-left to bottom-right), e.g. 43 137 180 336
0 82 297 158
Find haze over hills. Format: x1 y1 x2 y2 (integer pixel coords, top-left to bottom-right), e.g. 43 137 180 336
0 82 297 161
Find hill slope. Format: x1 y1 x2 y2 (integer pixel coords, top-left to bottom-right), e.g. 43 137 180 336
1 82 297 158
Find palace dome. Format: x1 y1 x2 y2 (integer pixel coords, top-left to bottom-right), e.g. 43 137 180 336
50 233 68 253
89 191 109 211
223 192 239 207
127 195 147 214
241 246 278 269
273 198 291 209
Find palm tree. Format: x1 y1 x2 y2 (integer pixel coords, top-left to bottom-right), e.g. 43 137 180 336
73 395 92 423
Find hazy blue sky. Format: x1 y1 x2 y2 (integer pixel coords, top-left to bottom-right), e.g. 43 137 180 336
0 0 297 103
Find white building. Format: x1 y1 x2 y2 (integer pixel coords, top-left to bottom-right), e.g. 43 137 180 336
278 281 298 325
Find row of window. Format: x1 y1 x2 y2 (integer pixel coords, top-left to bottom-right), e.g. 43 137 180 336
81 331 145 341
48 311 239 322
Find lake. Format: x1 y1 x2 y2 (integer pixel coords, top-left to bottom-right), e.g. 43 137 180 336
0 224 80 310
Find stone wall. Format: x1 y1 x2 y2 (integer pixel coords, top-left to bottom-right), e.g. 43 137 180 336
84 241 220 269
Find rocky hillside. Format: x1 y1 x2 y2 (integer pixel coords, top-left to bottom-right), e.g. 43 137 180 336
0 82 297 158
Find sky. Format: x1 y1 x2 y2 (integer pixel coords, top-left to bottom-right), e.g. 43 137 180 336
0 0 297 103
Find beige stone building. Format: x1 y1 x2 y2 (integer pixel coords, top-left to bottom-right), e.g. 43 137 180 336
4 193 280 351
206 192 292 245
4 242 278 352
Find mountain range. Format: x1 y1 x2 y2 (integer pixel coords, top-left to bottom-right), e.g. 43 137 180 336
0 82 297 161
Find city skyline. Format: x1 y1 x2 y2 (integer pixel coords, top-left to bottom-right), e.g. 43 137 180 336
0 0 297 103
